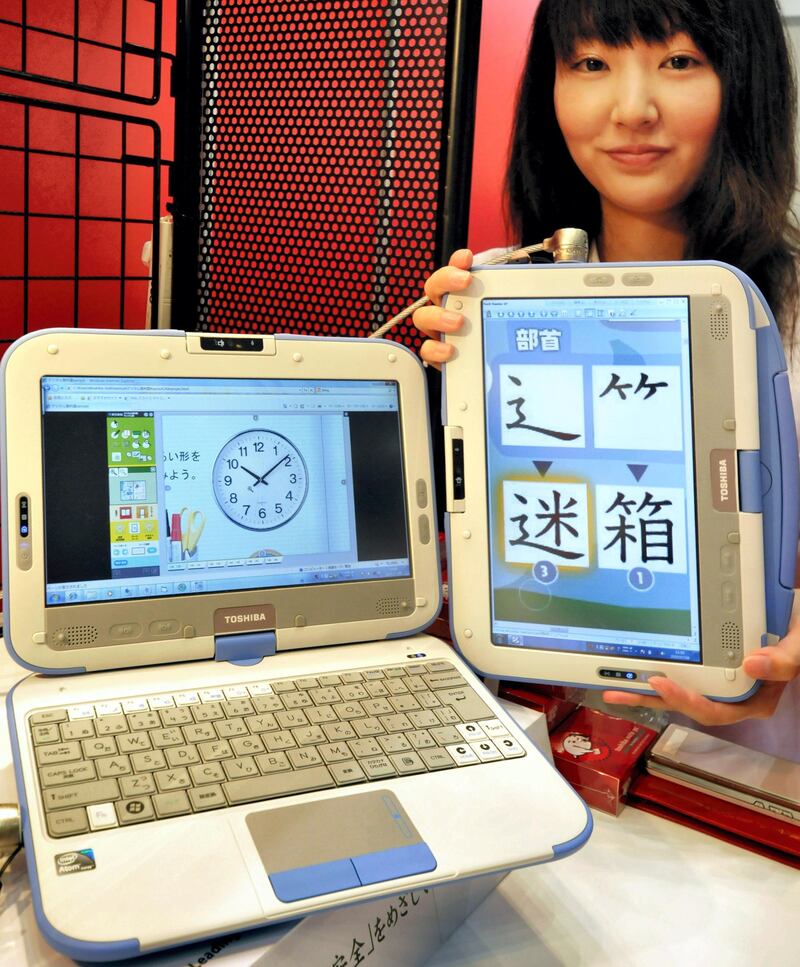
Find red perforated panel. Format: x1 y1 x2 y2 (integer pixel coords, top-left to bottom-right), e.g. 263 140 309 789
195 0 451 348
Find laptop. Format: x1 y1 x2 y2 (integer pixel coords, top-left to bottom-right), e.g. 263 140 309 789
1 329 591 962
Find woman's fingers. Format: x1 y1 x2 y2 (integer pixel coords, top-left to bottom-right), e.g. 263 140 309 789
420 339 455 366
604 676 788 726
413 305 464 340
423 260 473 305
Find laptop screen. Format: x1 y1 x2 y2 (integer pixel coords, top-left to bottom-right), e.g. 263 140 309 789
482 294 702 665
41 376 410 607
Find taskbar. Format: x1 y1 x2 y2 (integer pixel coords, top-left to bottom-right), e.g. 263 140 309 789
46 562 411 605
492 632 701 664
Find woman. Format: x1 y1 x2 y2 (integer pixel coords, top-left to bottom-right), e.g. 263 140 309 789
414 0 800 755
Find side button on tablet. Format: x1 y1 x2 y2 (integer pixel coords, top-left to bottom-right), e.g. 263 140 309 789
721 582 737 613
720 546 737 575
418 515 431 545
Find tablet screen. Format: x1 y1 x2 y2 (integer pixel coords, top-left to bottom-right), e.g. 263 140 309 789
40 376 410 606
482 295 701 664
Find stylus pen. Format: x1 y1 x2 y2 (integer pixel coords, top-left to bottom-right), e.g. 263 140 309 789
368 227 589 339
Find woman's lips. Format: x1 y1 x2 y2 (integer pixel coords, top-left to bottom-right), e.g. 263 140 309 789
605 146 670 168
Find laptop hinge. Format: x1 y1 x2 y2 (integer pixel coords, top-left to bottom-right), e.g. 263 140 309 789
214 630 277 665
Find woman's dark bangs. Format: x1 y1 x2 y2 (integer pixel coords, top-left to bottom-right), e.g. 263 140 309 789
548 0 705 61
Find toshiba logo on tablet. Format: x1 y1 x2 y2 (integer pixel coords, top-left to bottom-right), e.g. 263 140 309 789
711 449 737 512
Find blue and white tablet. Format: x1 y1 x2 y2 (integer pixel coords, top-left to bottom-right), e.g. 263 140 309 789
443 262 799 701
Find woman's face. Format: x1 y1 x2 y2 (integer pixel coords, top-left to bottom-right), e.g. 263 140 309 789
553 33 722 223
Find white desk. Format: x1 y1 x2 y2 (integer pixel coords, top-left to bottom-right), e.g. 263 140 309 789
1 649 797 967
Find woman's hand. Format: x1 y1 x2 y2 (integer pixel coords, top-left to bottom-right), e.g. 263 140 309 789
602 619 800 725
413 249 473 366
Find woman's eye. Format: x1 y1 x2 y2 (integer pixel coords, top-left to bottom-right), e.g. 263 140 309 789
665 55 699 70
574 57 607 72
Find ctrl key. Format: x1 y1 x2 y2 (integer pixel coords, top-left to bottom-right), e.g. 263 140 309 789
47 807 89 838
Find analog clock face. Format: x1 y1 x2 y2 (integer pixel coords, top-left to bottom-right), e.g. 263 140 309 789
212 429 309 530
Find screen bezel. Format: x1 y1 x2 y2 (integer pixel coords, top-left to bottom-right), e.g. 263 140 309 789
2 331 440 673
443 263 765 699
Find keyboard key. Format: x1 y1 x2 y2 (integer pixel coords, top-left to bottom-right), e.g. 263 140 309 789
446 744 480 767
223 757 260 780
47 807 89 838
288 748 324 769
436 688 493 722
96 756 133 779
189 762 227 785
115 796 155 825
319 742 353 764
61 720 95 741
188 785 226 811
223 766 334 805
35 742 82 766
329 760 367 786
30 709 68 726
95 714 129 735
120 774 157 797
419 748 456 771
31 724 61 745
87 802 119 830
39 761 97 787
43 779 120 811
153 790 192 818
470 739 502 762
389 751 426 775
361 755 396 779
255 752 291 774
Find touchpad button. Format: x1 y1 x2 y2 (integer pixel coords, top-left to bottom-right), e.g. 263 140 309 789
246 790 436 902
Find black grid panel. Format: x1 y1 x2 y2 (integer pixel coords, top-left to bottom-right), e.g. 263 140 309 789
0 0 163 104
195 0 451 348
0 94 161 351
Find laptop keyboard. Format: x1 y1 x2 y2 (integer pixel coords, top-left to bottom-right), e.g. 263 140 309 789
27 660 527 837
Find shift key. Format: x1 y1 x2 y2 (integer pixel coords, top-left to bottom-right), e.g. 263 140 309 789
437 688 494 721
223 765 334 805
43 779 120 811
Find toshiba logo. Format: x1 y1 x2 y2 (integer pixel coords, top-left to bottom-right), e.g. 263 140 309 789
223 613 267 624
718 458 729 501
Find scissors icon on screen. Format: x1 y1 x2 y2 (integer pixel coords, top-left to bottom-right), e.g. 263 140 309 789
180 508 206 558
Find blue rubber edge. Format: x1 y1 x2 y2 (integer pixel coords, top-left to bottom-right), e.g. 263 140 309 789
215 630 277 663
737 451 763 514
5 682 142 961
443 261 800 703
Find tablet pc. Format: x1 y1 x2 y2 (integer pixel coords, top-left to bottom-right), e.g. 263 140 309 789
442 261 799 701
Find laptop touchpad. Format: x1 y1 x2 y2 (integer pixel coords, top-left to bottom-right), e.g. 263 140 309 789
246 790 437 902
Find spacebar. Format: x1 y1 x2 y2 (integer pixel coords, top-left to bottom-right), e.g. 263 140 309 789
223 767 335 805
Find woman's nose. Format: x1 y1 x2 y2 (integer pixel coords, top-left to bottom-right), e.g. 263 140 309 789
609 76 659 128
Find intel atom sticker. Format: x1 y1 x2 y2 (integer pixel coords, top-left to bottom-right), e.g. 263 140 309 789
55 849 96 875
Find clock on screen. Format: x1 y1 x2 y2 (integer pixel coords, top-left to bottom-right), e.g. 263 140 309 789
212 428 309 530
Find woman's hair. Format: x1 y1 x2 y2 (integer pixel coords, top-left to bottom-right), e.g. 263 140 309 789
507 0 800 338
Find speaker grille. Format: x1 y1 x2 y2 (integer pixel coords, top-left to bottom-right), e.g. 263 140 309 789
55 625 99 648
376 597 404 617
193 0 451 347
721 620 741 655
710 306 730 341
